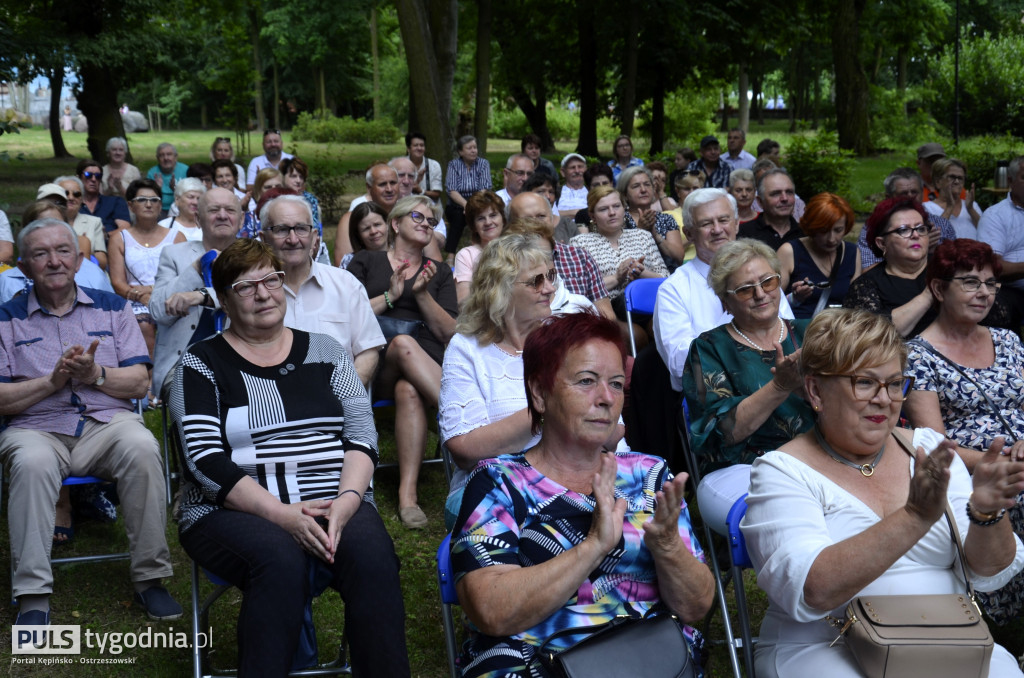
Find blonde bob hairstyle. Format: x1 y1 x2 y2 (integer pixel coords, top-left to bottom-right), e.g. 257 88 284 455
801 308 907 377
587 183 621 215
455 233 552 346
708 238 781 302
386 195 441 247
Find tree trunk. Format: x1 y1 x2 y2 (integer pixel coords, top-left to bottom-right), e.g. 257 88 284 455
201 102 208 130
77 62 125 162
371 5 381 120
473 0 492 153
427 0 458 132
272 62 280 130
721 89 730 132
832 0 872 154
620 2 639 137
319 67 327 112
738 62 750 132
752 71 764 126
396 0 455 175
47 67 71 159
649 72 665 154
248 6 265 132
509 83 553 152
576 2 599 156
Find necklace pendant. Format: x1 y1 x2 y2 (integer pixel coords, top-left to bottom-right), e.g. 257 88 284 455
859 464 874 477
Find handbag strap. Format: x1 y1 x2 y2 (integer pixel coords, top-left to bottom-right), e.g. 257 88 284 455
891 430 976 600
811 242 844 316
908 337 1016 441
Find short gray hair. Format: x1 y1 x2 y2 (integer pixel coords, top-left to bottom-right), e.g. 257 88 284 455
617 166 654 205
728 168 754 188
174 177 207 200
105 136 127 153
260 194 314 228
682 188 737 232
505 153 529 170
882 168 922 197
156 142 177 156
751 158 777 177
17 218 80 256
55 175 84 192
756 167 793 198
709 238 780 301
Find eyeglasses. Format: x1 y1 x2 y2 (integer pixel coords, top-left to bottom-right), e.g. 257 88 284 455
66 191 82 198
215 137 231 143
882 224 929 239
80 171 101 180
408 211 439 228
515 268 557 291
509 169 534 178
131 196 162 205
263 223 313 238
263 129 281 137
726 273 781 300
229 271 285 297
821 373 915 402
945 174 966 184
946 276 1001 293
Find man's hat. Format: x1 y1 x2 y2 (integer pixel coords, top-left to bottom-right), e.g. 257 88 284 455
560 153 586 168
36 183 68 201
916 143 946 160
700 135 720 149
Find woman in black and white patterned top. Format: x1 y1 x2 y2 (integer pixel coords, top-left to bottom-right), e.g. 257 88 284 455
171 239 409 677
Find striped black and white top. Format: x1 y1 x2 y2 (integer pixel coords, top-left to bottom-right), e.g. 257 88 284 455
171 330 377 533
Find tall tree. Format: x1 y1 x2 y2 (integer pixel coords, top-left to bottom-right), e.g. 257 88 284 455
575 2 599 156
473 0 492 153
832 0 872 153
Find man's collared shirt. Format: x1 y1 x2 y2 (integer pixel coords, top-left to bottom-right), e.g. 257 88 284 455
608 157 644 186
978 196 1024 290
0 259 114 304
653 258 794 391
738 213 801 250
245 153 295 186
687 158 735 189
556 186 588 213
0 285 150 435
80 194 131 233
724 150 756 171
282 261 386 358
552 242 610 302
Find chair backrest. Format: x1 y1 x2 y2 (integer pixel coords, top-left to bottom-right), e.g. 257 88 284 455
436 533 458 605
726 493 753 569
624 277 666 315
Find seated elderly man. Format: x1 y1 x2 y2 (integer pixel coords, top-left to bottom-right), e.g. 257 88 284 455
258 195 385 387
654 188 794 391
0 219 180 626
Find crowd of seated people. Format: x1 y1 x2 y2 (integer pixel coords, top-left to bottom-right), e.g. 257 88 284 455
5 128 1024 677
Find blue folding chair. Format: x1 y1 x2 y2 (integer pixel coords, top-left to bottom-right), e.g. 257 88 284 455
623 278 666 356
435 533 462 678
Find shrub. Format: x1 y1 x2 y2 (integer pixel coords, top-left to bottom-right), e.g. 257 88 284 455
783 131 854 199
869 85 944 151
291 111 401 144
950 135 1022 208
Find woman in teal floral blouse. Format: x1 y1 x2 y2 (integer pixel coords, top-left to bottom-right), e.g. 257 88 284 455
683 238 814 475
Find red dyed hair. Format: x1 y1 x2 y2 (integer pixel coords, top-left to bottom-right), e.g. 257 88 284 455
864 197 928 258
523 312 627 434
926 239 1002 286
255 186 298 219
800 192 855 237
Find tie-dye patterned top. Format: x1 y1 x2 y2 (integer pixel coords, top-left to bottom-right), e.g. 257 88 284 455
451 451 705 678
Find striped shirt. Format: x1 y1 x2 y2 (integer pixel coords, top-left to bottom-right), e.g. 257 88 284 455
0 286 151 436
445 157 492 198
172 330 377 532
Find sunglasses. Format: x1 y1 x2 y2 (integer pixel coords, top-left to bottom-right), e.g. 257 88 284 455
66 191 83 198
409 211 439 228
263 129 281 137
726 273 782 300
515 268 557 291
80 171 101 180
215 137 231 143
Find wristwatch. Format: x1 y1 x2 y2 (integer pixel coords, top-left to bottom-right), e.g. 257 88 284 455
94 366 106 386
194 287 211 307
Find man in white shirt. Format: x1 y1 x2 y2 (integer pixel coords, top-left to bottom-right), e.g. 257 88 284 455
245 129 294 192
556 153 589 218
654 188 794 391
979 156 1024 296
405 131 442 205
260 196 384 387
495 154 534 205
724 128 756 171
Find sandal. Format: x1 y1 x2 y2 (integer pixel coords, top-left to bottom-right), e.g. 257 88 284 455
52 523 74 547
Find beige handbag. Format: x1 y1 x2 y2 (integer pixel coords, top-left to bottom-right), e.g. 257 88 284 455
827 433 994 678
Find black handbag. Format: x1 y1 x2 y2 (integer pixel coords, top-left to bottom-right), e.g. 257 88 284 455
530 612 696 678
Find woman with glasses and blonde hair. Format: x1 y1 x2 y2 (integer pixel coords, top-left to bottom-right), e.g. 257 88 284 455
348 195 458 529
741 308 1024 678
683 238 812 475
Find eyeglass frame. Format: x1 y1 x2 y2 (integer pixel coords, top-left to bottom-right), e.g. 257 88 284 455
726 273 782 301
514 268 557 291
263 223 313 238
944 275 1001 293
228 271 286 297
130 196 162 205
408 211 439 228
818 373 915 402
881 223 930 239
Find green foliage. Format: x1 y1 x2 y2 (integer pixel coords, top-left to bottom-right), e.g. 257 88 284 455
291 111 401 144
784 131 854 199
488 106 618 144
658 87 719 147
869 85 944 151
949 135 1022 208
927 30 1024 138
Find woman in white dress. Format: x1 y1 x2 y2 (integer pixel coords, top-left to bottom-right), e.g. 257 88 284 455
741 308 1024 678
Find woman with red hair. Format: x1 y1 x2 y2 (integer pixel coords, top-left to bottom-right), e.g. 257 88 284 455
777 193 861 318
903 238 1024 624
842 197 934 336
